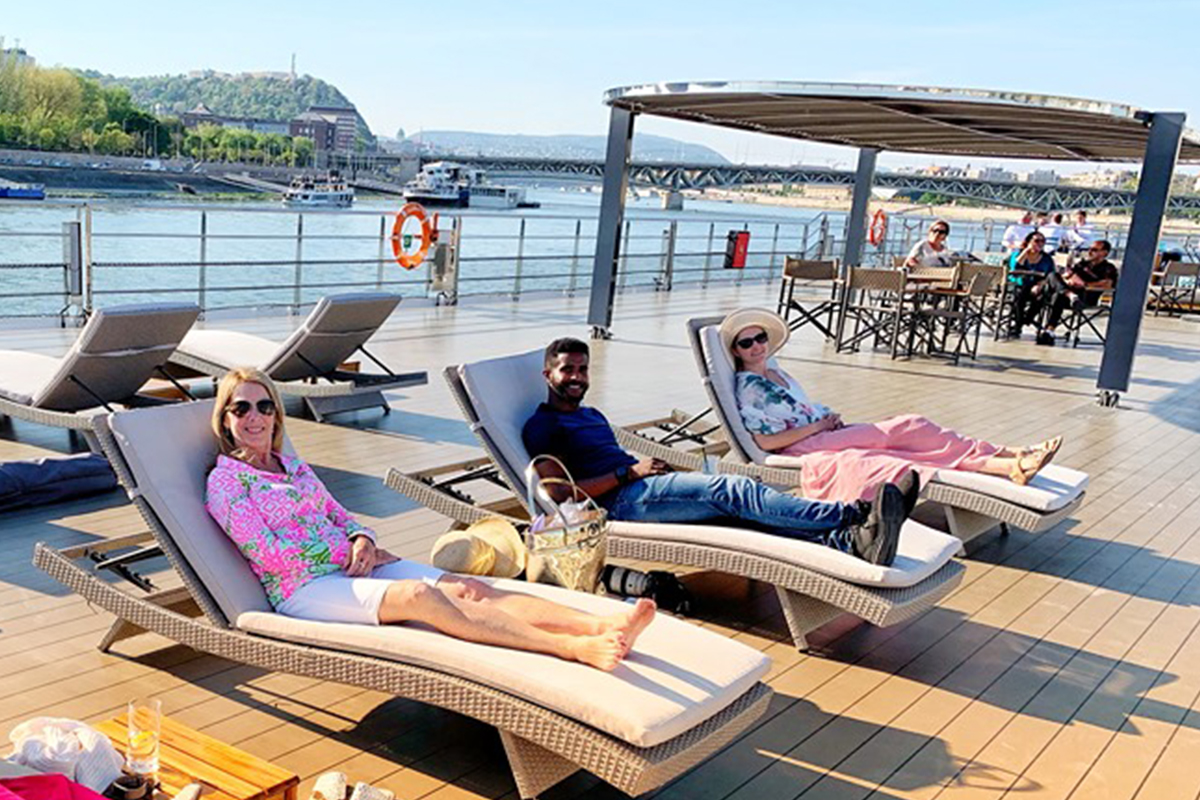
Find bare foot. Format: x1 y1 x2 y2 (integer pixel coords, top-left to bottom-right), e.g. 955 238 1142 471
1010 448 1053 486
567 631 626 671
605 598 657 656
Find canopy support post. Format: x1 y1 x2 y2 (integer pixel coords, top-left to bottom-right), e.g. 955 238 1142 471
842 147 878 274
588 106 635 339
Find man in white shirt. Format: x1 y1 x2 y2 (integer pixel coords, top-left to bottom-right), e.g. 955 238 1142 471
1040 213 1065 253
1002 211 1035 252
1064 210 1095 252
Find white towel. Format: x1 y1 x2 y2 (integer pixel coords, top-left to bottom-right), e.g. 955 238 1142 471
7 717 123 791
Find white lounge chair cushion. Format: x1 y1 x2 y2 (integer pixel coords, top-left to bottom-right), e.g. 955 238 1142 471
700 325 773 464
177 329 285 372
762 454 1086 513
237 575 770 748
457 350 552 510
0 351 60 406
927 463 1088 512
610 517 960 588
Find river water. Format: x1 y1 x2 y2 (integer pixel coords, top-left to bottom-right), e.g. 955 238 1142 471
0 187 1014 319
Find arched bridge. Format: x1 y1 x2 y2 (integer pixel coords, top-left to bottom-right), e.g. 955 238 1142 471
335 152 1200 212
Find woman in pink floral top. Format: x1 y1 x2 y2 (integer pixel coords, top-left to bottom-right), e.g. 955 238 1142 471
205 367 656 671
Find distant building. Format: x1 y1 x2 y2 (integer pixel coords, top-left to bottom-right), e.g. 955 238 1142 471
1026 169 1058 185
181 104 290 135
1 47 34 67
966 166 1016 182
289 105 374 152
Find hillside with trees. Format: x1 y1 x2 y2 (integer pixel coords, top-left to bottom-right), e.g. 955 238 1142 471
81 71 353 122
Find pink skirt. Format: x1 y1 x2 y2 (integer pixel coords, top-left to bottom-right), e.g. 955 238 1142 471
779 414 1002 502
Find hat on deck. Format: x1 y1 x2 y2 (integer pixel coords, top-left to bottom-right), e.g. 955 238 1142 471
430 517 526 578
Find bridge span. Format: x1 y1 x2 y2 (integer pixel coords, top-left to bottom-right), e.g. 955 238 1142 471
333 152 1200 212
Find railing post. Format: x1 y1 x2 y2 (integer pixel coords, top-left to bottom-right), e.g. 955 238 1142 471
512 217 526 300
293 213 304 311
618 219 631 293
658 221 677 292
801 222 810 259
702 222 715 287
819 215 830 259
567 218 582 296
376 214 387 290
61 221 84 326
768 222 780 276
198 211 208 313
83 204 94 315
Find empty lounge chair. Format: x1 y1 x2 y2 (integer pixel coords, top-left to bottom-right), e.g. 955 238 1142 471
33 400 772 799
168 293 427 421
0 303 200 451
685 314 1089 545
385 350 966 651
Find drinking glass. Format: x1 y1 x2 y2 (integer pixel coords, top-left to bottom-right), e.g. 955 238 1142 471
126 698 161 781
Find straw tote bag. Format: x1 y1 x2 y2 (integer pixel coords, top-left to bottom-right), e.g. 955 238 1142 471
523 455 609 594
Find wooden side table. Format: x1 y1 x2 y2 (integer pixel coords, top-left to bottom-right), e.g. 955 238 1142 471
96 715 298 800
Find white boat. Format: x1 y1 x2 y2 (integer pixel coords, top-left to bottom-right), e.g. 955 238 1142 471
282 171 354 208
403 162 535 209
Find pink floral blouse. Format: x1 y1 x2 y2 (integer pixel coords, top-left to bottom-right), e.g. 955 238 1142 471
205 453 375 608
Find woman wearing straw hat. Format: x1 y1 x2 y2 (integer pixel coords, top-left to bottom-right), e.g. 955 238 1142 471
723 309 1062 502
205 367 656 671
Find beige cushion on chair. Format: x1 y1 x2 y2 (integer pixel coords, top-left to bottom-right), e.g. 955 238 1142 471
177 329 285 372
237 575 770 749
610 517 961 588
0 351 61 406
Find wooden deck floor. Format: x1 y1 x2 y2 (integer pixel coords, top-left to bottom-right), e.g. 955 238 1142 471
4 282 1200 800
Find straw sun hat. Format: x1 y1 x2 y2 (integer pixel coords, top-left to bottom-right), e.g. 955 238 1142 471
430 517 526 578
717 308 790 360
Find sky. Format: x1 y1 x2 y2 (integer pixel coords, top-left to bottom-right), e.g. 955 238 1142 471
4 0 1199 174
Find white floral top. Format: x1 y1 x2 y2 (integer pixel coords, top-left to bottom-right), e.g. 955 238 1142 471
734 362 834 436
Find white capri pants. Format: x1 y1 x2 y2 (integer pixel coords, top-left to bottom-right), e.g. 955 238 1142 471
276 560 447 625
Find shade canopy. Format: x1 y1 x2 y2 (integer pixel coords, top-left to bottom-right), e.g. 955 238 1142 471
605 81 1200 163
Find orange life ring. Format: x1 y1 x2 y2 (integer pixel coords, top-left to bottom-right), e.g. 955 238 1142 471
868 209 888 247
391 203 433 270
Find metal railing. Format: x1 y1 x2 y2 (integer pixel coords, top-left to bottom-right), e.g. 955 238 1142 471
0 200 836 321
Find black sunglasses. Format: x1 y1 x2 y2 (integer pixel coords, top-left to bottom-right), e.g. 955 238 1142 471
931 228 949 235
735 331 770 349
226 399 277 418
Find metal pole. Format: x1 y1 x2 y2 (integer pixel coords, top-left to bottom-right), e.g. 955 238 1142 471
660 220 677 291
1097 111 1185 403
376 214 387 290
769 222 780 275
567 218 582 296
587 106 635 338
293 213 304 311
842 147 879 275
198 211 208 313
513 217 526 300
83 204 94 315
702 222 715 286
618 220 631 293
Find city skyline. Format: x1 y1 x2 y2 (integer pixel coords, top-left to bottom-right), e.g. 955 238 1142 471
5 0 1199 175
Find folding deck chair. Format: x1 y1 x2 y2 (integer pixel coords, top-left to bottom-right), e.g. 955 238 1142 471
0 303 200 451
168 293 427 421
385 351 966 652
685 314 1089 545
33 400 773 800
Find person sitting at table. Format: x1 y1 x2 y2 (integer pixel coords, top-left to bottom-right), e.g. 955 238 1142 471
1064 210 1095 253
1034 239 1118 346
726 309 1063 501
205 367 656 672
904 220 955 268
1008 230 1057 337
1040 213 1066 253
1002 211 1035 253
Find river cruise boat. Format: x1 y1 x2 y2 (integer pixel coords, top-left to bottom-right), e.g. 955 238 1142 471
0 180 46 200
403 161 535 209
282 171 354 208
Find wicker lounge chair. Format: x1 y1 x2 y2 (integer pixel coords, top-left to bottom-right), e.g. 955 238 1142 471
0 303 200 451
384 350 966 652
168 293 427 421
684 314 1089 545
32 400 773 799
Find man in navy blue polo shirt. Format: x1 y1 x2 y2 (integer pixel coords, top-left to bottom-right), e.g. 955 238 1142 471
522 338 914 566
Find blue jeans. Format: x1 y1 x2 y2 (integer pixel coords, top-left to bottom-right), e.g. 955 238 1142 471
605 473 856 549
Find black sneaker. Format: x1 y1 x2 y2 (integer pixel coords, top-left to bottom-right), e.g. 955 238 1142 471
894 470 921 517
1036 330 1056 346
849 484 905 567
